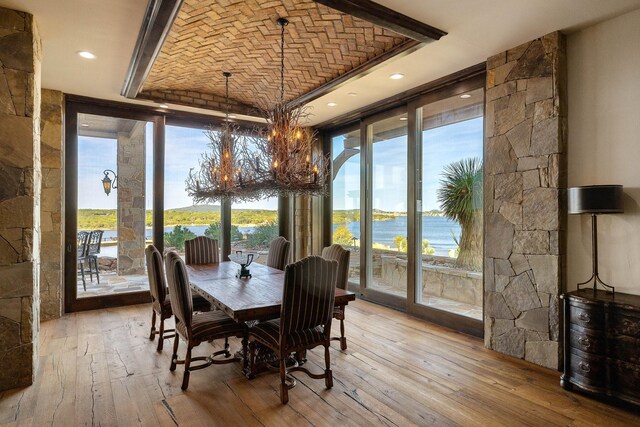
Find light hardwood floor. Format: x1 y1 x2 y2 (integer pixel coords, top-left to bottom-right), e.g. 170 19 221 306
1 300 639 426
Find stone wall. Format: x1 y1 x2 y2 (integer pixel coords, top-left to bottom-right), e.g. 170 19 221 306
40 89 63 320
484 32 567 370
0 7 41 390
117 122 146 275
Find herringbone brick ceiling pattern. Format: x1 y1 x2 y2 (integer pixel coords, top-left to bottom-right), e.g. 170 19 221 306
142 0 408 110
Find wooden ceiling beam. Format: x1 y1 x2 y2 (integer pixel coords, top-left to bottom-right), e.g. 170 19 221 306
121 0 183 98
312 0 447 44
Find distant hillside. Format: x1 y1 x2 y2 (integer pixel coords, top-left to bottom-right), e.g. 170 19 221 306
168 205 221 213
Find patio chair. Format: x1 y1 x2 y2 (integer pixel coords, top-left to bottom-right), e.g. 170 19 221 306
165 251 247 390
322 244 351 350
266 236 290 271
248 255 338 404
77 231 89 291
85 230 104 284
145 244 212 352
184 236 219 265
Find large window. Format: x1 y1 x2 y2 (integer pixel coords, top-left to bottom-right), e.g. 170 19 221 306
76 113 153 298
418 88 484 320
326 74 485 332
164 125 220 255
369 114 408 297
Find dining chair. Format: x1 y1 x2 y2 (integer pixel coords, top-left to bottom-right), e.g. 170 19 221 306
322 244 351 351
77 231 89 290
145 245 212 352
266 236 290 271
165 250 248 390
248 255 338 404
184 236 219 265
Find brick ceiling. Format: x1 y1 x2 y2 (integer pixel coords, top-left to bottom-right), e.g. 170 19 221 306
141 0 408 111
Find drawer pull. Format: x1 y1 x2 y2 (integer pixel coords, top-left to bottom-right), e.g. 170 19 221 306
579 361 591 373
578 313 591 323
578 337 591 349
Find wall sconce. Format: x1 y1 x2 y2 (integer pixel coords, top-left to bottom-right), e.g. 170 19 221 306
102 169 117 196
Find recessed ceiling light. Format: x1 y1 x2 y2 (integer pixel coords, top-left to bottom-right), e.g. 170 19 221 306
399 117 408 121
159 104 169 108
327 102 337 107
81 123 89 127
77 51 96 59
348 92 357 97
460 94 471 99
389 73 404 80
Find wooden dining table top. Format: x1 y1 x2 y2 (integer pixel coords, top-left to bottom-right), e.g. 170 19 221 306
187 261 356 322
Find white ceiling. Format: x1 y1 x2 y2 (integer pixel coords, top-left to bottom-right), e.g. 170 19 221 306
3 0 640 126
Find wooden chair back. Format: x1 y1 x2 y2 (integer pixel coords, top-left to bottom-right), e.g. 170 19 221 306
280 256 338 336
165 251 193 330
184 236 219 265
267 236 290 271
321 244 351 290
145 244 167 305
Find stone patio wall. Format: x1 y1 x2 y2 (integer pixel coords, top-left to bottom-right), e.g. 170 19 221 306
40 89 63 320
117 122 146 275
484 32 567 370
0 7 42 390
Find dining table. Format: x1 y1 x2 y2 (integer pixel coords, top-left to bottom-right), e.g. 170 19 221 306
187 260 356 378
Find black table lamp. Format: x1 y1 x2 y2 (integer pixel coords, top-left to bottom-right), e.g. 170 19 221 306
568 185 624 295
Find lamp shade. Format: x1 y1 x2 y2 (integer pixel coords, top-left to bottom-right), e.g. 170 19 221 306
568 185 624 214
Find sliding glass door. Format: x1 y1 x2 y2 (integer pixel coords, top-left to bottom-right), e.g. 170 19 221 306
365 112 408 306
328 74 485 334
65 101 159 311
415 88 484 323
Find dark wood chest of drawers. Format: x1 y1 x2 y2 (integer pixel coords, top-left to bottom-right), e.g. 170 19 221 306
561 289 640 406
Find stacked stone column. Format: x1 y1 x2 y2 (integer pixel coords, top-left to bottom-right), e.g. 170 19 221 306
0 8 41 390
484 32 567 370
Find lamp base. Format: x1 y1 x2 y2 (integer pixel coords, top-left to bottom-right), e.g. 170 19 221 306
577 273 615 296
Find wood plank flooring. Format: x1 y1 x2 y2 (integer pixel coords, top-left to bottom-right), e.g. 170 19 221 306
1 299 639 426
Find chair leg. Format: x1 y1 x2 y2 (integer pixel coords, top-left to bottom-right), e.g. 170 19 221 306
340 318 347 351
149 310 157 340
79 261 86 291
279 356 288 404
324 344 333 389
94 258 100 284
157 317 165 352
182 346 192 390
170 335 179 372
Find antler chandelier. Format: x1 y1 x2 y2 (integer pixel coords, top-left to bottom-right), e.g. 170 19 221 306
186 18 330 204
185 72 259 203
244 17 330 198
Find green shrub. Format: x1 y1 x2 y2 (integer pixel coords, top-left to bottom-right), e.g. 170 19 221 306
333 225 354 246
163 225 196 251
204 221 243 242
246 221 278 249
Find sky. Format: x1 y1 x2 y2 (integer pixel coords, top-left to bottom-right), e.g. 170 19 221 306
78 116 482 213
78 123 277 211
332 116 483 212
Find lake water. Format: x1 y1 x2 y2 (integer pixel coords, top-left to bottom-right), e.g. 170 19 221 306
93 216 460 258
333 216 460 256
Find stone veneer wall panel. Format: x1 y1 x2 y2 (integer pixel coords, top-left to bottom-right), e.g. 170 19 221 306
40 89 63 320
484 32 567 370
0 7 41 390
117 122 146 275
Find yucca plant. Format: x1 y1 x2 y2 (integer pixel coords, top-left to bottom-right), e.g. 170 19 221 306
437 157 483 270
